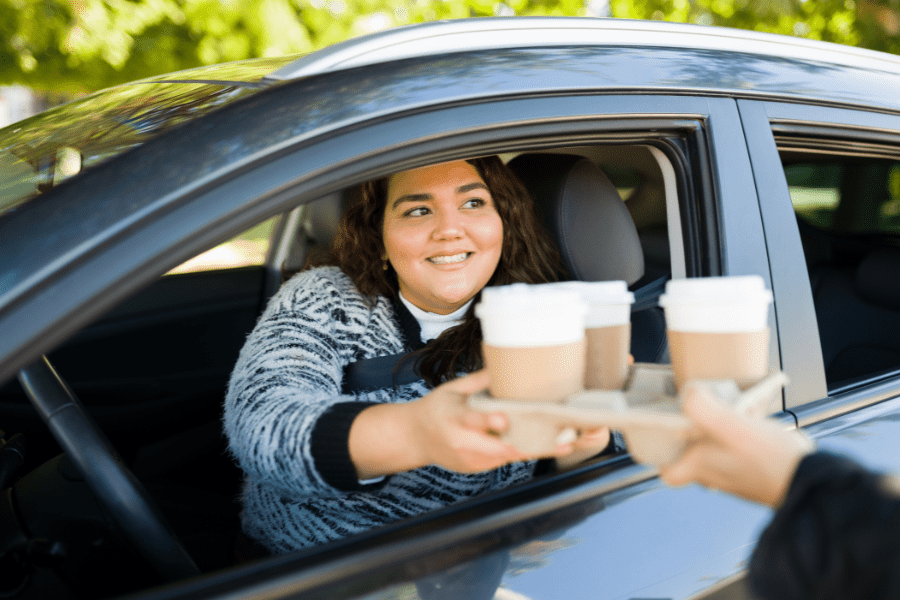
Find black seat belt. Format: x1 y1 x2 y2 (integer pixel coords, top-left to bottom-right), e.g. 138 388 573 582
342 352 421 394
342 296 425 394
630 275 668 313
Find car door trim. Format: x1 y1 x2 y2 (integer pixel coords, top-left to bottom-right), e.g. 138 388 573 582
737 99 830 409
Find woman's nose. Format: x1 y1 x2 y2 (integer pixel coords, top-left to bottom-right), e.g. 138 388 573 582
432 208 463 240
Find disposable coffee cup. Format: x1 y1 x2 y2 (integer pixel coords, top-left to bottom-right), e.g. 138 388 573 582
659 276 773 391
476 284 587 402
553 281 634 390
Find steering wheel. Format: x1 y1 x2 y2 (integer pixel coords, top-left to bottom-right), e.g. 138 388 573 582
18 356 200 581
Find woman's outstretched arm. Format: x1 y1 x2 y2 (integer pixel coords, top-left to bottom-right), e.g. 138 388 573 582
349 370 593 479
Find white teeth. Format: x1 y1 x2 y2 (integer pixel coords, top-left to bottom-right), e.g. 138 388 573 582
428 252 470 265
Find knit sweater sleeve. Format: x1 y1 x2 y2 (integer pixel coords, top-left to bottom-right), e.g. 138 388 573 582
223 267 400 497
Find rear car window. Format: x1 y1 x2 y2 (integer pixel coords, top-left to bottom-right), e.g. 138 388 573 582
783 154 900 390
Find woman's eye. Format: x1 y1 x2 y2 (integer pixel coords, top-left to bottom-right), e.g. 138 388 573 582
463 198 486 209
405 206 430 217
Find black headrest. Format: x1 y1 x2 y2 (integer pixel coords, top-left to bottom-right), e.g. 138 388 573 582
507 153 644 285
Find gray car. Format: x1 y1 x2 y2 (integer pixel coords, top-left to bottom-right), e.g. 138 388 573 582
2 16 900 600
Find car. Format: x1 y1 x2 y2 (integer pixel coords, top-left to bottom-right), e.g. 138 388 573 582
2 15 900 600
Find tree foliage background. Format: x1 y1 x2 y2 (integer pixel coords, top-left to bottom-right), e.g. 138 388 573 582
2 0 899 94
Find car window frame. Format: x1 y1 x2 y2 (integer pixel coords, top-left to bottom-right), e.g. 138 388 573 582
739 98 900 421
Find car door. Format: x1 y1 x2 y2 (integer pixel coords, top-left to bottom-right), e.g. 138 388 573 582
740 96 900 515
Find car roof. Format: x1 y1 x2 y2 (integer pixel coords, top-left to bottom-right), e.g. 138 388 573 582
268 16 900 82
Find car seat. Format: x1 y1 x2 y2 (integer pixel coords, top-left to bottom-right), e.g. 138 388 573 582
506 153 668 363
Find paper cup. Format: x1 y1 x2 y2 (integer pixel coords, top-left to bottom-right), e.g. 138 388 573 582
476 284 587 401
550 281 634 390
659 276 773 390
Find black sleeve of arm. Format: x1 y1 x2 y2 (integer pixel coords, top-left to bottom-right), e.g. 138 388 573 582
310 402 390 492
749 451 900 600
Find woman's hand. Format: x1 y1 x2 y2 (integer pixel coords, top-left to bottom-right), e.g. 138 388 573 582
552 354 632 470
404 370 531 473
553 426 613 471
349 370 581 479
658 383 815 507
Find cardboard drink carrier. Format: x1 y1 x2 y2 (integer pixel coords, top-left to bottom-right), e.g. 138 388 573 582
468 363 788 466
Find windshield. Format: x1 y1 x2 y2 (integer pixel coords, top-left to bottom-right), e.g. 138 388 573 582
0 56 295 216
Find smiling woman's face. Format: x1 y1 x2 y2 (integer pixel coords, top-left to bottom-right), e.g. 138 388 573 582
383 160 504 315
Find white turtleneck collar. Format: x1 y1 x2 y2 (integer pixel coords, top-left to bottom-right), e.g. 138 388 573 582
399 293 473 343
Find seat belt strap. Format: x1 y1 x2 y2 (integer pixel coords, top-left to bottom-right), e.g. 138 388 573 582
342 352 421 394
631 275 668 313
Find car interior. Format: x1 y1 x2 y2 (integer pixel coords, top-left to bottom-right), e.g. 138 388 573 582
781 150 900 391
0 143 677 598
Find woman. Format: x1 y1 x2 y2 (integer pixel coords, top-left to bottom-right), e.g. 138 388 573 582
225 156 614 554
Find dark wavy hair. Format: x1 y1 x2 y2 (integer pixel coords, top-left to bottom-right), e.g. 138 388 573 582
313 156 564 387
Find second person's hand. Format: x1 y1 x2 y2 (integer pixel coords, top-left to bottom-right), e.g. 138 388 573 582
658 382 815 507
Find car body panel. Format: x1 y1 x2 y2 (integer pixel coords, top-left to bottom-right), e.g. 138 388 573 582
269 17 900 100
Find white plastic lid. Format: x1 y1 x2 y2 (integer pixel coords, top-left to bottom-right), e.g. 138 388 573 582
476 283 587 346
659 276 773 332
550 281 634 327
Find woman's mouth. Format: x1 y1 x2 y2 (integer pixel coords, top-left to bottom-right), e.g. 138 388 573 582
427 252 472 265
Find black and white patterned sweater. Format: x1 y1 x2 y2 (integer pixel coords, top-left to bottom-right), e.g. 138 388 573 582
224 266 534 554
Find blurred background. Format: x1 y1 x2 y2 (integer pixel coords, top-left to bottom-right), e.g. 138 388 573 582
2 0 900 126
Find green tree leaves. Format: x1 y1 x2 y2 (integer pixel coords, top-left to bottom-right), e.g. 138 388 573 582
609 0 899 52
2 0 898 93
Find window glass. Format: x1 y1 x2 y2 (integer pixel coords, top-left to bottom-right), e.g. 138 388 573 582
784 163 841 229
166 217 278 275
0 147 37 212
786 160 900 235
885 165 900 231
782 153 900 389
604 164 644 201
